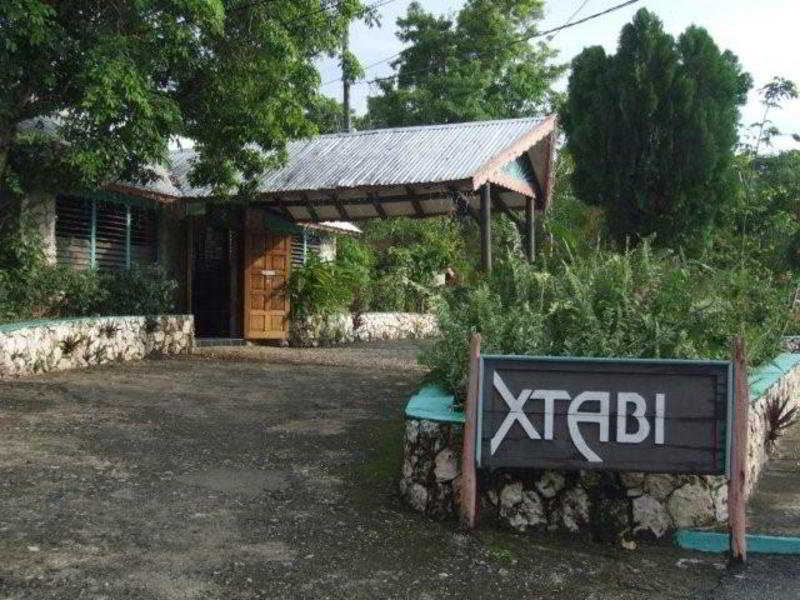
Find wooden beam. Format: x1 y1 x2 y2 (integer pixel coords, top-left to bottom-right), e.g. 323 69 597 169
530 162 546 209
460 333 481 530
524 194 535 262
268 195 421 208
302 193 320 222
405 186 425 218
271 200 295 221
332 195 350 220
480 182 492 274
185 217 193 314
372 198 387 219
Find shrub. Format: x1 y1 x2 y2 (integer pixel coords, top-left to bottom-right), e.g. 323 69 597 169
30 265 107 317
287 254 357 321
99 264 177 316
420 242 794 401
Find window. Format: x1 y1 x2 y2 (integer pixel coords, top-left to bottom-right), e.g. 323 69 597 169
290 229 323 267
55 194 159 271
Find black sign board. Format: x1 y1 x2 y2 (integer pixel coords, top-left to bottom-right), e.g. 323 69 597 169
477 355 733 475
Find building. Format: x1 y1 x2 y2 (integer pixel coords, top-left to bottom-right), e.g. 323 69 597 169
27 116 556 341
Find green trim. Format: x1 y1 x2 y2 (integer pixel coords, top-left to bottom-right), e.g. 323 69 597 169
675 530 800 554
501 154 537 187
264 212 304 235
0 315 194 334
748 353 800 401
84 189 159 210
125 201 132 268
405 385 464 424
476 356 485 467
480 353 731 367
90 198 97 268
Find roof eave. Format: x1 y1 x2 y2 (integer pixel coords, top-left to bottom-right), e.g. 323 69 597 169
470 115 557 202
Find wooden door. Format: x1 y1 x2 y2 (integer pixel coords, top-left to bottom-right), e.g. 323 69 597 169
244 210 291 340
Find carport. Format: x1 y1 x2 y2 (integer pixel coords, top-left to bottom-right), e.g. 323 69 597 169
165 115 557 274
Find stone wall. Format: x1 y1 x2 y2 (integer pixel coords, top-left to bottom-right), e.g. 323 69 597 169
290 312 438 347
0 315 194 378
400 354 800 543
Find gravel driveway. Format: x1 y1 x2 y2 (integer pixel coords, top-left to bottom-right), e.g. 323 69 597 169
0 342 738 599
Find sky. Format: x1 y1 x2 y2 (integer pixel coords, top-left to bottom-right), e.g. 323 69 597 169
317 0 800 151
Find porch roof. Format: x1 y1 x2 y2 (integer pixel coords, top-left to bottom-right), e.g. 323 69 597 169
129 115 557 223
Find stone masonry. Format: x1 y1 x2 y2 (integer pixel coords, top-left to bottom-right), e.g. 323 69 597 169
290 312 438 347
400 355 800 543
0 315 194 378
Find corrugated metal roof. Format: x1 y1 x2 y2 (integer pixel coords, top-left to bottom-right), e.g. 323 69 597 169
168 116 549 196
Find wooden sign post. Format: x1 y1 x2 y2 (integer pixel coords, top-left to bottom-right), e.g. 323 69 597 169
728 336 749 564
460 333 481 530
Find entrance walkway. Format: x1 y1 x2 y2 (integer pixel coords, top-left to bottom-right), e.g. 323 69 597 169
694 414 800 600
747 418 800 536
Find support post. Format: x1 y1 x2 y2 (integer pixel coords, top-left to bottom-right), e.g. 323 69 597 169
460 333 481 530
729 336 749 564
185 217 193 314
480 183 492 274
524 195 535 263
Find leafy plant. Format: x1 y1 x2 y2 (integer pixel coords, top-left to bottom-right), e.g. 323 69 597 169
287 254 358 322
99 322 120 338
765 395 798 451
1 1 370 202
421 241 794 402
99 264 177 316
143 316 160 334
59 334 84 356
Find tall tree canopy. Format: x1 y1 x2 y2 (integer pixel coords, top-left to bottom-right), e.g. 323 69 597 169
561 8 752 249
365 0 563 128
0 0 367 204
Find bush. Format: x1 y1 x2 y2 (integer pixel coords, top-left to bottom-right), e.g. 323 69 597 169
362 216 469 312
1 259 176 323
421 242 794 401
33 266 109 317
287 254 358 321
99 264 177 316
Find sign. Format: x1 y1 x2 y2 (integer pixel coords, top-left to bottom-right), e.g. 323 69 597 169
477 355 733 475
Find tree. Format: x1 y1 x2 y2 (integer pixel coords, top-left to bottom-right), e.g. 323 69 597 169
306 95 350 135
365 0 563 128
560 8 752 249
0 0 369 222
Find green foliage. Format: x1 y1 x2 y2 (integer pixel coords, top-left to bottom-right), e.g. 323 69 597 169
100 264 177 316
0 221 177 322
306 95 354 135
366 0 564 127
561 8 752 250
539 152 606 258
335 235 376 315
421 242 793 400
1 0 368 197
287 254 358 321
363 217 468 311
